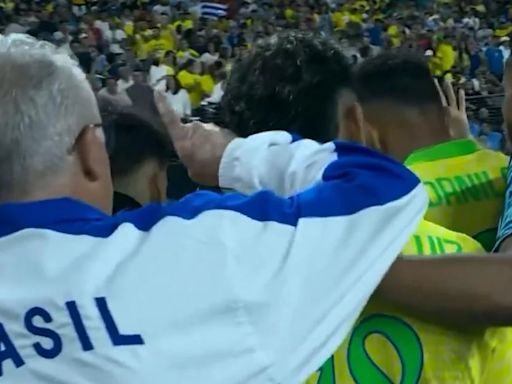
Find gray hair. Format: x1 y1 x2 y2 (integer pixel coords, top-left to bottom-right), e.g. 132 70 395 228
0 34 95 199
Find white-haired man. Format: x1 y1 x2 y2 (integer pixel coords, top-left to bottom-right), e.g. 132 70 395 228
0 34 427 383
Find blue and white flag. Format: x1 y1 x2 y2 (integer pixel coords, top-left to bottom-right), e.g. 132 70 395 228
199 2 228 19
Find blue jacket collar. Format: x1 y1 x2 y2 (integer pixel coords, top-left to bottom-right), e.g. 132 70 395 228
0 198 108 237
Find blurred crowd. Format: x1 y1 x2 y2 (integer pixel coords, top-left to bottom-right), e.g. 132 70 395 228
1 1 511 118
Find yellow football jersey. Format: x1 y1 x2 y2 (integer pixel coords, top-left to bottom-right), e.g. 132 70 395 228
305 220 491 384
404 138 508 250
480 327 512 383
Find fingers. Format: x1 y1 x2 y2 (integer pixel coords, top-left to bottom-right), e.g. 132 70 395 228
434 78 447 107
458 88 466 114
443 78 457 109
154 91 184 141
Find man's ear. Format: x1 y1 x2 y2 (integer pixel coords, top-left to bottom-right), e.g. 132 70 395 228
71 125 113 214
74 125 108 182
337 97 365 142
338 98 383 151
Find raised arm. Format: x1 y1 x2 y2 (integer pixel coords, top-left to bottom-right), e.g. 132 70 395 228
218 132 336 196
155 92 341 194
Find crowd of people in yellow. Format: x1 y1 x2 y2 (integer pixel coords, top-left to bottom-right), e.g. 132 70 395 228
2 0 510 116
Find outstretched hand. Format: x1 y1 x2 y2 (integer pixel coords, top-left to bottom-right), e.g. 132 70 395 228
435 78 470 139
155 93 236 186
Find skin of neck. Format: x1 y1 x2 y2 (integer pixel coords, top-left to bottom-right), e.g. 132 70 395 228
0 173 72 205
362 101 452 163
112 160 159 207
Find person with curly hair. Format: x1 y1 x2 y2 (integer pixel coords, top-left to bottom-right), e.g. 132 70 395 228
222 30 362 143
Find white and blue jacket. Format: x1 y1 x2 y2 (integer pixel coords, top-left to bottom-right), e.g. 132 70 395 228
0 132 426 383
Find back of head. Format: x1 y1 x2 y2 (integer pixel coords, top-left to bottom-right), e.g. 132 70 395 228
105 112 173 180
354 52 449 160
222 31 353 142
355 52 442 110
0 34 109 207
104 111 173 209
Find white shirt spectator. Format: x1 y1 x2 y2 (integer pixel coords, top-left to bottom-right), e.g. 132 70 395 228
106 29 127 54
204 81 224 103
94 20 111 41
153 4 172 17
165 89 192 118
117 78 134 92
149 65 168 92
53 32 72 55
200 52 219 65
462 16 480 30
500 39 511 64
98 87 132 108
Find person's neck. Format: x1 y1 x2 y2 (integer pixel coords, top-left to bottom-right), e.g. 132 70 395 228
385 128 452 163
113 176 147 207
367 105 452 163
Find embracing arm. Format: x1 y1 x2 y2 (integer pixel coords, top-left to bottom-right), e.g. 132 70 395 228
377 253 512 326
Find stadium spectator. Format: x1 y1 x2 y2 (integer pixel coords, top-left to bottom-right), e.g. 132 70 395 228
149 57 169 91
200 41 219 66
117 65 134 92
485 36 505 80
164 75 191 119
177 58 203 108
104 111 173 213
500 36 511 64
204 66 226 103
0 33 427 383
97 77 133 108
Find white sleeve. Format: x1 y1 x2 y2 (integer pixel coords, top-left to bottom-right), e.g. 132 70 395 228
171 139 425 382
219 131 340 196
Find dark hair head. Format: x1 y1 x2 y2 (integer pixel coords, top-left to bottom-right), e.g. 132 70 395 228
355 52 441 107
104 112 173 178
222 31 353 142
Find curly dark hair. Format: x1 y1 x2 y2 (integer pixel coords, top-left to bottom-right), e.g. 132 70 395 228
222 31 353 142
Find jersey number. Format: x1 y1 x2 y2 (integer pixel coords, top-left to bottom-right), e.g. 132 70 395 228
317 314 423 384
